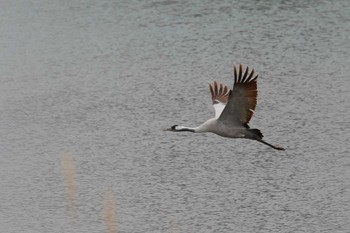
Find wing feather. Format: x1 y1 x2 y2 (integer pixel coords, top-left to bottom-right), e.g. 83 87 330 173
218 64 258 126
209 81 230 118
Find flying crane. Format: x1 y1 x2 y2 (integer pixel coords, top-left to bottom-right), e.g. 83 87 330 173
165 64 285 151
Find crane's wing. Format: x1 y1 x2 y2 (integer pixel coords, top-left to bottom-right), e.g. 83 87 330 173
218 64 258 127
209 81 230 119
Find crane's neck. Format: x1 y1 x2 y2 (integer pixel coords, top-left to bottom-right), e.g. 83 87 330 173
173 119 216 133
173 125 196 132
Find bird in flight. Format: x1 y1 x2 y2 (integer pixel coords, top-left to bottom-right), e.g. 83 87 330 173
165 64 285 150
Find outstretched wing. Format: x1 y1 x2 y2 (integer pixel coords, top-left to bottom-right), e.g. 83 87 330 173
209 81 230 119
218 64 258 127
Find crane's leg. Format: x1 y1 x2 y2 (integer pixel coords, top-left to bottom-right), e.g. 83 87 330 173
256 139 285 151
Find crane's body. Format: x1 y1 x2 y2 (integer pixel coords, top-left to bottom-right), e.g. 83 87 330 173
173 119 247 138
166 64 284 151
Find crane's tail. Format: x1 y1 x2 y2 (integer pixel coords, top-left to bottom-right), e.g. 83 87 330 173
249 129 285 151
249 129 264 139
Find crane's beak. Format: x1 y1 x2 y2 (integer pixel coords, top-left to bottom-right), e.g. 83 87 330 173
163 125 178 131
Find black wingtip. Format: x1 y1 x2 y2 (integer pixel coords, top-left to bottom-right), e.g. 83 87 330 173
233 64 259 84
241 66 249 83
238 64 242 82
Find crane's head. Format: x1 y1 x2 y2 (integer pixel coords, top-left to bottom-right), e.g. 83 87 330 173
164 125 195 132
164 125 179 131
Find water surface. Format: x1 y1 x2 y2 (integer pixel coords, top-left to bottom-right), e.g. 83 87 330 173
1 0 350 232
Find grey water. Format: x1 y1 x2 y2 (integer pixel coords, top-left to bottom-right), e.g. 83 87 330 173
1 0 350 232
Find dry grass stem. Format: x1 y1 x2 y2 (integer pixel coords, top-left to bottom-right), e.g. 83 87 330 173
61 152 78 219
104 190 117 233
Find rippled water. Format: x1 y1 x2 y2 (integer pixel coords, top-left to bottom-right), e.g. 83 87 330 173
1 0 350 232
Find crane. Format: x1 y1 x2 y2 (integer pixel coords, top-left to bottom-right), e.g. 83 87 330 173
165 64 285 151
